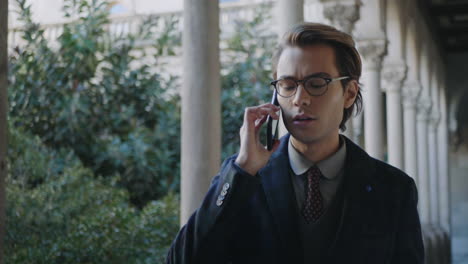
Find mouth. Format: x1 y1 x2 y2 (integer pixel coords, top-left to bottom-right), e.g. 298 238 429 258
293 114 316 121
292 114 317 125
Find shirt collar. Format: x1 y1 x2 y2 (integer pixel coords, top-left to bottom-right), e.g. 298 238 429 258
288 135 347 180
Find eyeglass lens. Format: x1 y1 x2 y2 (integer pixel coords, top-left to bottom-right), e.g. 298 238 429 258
275 77 328 97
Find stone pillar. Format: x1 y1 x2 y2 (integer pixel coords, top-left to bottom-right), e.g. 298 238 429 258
321 0 360 34
428 68 441 227
0 0 8 264
402 18 421 183
181 0 221 225
428 111 440 225
343 117 354 141
416 96 431 224
320 0 360 142
277 0 303 138
402 80 420 184
382 64 406 169
438 88 450 233
0 0 7 262
277 0 303 37
359 39 386 161
352 113 363 146
382 0 407 169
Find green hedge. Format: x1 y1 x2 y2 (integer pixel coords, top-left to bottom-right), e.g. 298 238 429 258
9 0 181 206
6 0 275 262
7 125 179 263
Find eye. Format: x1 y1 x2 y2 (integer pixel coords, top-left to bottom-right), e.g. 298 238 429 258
277 79 296 90
305 77 327 89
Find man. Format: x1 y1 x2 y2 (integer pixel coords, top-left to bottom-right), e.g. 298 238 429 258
167 22 424 264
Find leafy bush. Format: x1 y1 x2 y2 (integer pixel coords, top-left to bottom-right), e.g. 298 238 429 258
6 126 179 263
7 120 81 188
6 0 277 262
220 7 277 158
9 0 181 205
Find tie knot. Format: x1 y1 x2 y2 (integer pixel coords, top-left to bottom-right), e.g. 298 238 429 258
307 165 322 181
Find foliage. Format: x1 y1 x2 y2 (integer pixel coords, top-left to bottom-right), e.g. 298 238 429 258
6 0 277 262
7 120 81 188
9 0 181 205
6 126 179 263
220 6 277 159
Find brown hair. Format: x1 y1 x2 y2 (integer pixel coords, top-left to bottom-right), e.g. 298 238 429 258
272 22 363 131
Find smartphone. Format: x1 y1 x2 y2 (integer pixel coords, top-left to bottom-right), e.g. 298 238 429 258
266 90 279 151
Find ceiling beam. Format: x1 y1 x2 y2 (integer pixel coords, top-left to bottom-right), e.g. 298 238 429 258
430 3 468 16
418 0 447 57
439 26 468 36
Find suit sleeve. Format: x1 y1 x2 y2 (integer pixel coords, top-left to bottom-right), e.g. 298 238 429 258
391 178 425 264
166 156 261 264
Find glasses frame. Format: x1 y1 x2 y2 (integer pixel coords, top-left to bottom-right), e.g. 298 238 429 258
270 76 350 98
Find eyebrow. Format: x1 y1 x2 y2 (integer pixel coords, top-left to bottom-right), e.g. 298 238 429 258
278 72 332 80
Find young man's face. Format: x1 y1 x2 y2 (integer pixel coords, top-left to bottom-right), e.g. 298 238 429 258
276 44 357 145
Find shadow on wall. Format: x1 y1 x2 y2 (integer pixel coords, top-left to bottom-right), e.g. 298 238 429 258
454 90 468 150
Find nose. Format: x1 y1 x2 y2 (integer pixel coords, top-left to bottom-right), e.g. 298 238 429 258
292 84 311 107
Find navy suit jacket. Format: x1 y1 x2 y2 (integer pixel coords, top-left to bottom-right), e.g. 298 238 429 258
167 135 425 264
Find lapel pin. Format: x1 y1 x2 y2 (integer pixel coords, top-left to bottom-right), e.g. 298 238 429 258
365 185 372 192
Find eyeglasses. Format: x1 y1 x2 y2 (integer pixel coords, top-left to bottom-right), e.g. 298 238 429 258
270 76 350 97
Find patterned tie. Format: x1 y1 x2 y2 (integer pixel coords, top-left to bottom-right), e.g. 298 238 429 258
301 165 324 223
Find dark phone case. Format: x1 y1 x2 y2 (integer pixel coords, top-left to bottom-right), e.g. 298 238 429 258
266 90 279 151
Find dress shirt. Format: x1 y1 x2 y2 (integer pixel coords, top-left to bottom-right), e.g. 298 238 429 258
288 135 347 210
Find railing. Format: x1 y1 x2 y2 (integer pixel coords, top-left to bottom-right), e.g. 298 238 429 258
7 1 279 51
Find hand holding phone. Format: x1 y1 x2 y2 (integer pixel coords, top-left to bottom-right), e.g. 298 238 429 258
266 90 280 151
234 96 280 176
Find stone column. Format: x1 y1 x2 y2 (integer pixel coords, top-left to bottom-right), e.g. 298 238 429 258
321 0 360 34
438 88 450 233
181 0 221 225
277 0 303 37
277 0 303 138
0 0 7 261
352 113 363 146
382 64 406 169
416 96 432 224
428 111 440 225
428 69 441 227
343 117 354 141
402 80 420 184
320 0 360 142
381 0 407 169
358 39 386 160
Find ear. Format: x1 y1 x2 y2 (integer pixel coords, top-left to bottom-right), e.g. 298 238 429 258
344 80 359 109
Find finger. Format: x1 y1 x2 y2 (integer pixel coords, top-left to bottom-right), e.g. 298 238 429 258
246 104 280 117
259 107 280 119
249 107 280 121
243 107 257 133
243 106 279 132
256 102 281 110
254 115 268 129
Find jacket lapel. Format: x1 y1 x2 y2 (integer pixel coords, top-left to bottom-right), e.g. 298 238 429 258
258 134 302 262
328 136 385 254
258 135 386 259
